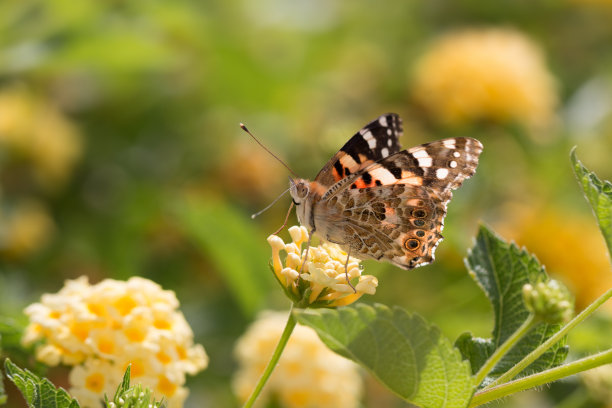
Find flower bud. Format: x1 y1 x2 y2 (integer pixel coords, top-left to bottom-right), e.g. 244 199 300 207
523 280 574 323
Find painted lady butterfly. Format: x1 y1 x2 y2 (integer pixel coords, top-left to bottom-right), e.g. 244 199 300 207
289 113 482 269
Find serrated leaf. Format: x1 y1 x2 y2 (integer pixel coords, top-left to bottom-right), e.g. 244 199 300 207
294 304 472 408
571 148 612 258
459 225 568 382
4 359 79 408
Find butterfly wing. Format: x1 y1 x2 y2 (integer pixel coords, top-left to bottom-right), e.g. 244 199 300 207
316 137 483 269
313 113 403 188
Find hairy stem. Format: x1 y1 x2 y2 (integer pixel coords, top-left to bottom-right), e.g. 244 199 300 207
470 348 612 407
243 305 297 408
473 313 536 386
488 286 612 387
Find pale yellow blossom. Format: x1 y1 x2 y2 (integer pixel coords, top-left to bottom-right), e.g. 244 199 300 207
233 311 362 408
412 28 558 131
0 200 55 259
22 276 208 408
268 226 378 307
582 364 612 403
0 85 82 190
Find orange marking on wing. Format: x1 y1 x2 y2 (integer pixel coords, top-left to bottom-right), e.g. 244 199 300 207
332 167 342 182
309 181 328 195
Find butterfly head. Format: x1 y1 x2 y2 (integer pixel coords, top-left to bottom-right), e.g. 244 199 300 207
289 178 309 205
289 178 311 227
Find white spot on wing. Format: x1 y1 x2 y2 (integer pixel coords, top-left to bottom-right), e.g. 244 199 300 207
412 150 430 159
453 151 460 158
362 131 377 149
369 167 397 184
387 138 392 147
449 160 457 168
418 157 432 167
378 116 388 127
443 139 456 149
436 168 449 179
381 147 389 157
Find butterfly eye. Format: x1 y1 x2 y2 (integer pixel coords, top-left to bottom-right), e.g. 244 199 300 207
404 239 420 250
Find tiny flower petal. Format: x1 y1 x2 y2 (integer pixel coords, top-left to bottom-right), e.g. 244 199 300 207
267 226 377 307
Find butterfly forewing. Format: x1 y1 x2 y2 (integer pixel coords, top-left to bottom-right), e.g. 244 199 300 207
314 113 403 188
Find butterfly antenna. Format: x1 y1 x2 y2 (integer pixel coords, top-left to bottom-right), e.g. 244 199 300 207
240 123 299 178
272 201 294 235
251 187 291 219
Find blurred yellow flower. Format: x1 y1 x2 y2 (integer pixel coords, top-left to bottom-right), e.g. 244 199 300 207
219 142 285 203
496 203 612 311
582 364 612 405
0 200 55 259
233 311 362 408
412 28 558 130
269 226 378 307
22 276 208 408
0 86 82 190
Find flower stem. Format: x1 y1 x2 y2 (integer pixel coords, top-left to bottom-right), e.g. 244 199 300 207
487 286 612 388
243 305 297 408
470 347 612 407
473 313 536 386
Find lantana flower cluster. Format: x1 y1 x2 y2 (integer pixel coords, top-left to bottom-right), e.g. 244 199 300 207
268 226 378 307
412 28 558 131
233 311 362 408
22 276 208 408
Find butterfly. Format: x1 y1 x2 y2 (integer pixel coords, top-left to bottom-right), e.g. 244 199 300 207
289 113 482 269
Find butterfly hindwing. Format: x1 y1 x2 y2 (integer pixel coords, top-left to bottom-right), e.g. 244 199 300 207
314 113 403 188
316 183 447 269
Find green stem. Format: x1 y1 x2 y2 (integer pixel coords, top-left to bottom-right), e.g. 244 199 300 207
243 305 297 408
470 348 612 407
473 313 536 386
487 286 612 388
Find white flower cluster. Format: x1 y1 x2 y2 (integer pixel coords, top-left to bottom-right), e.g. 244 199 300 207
233 311 362 408
22 276 208 408
268 226 378 306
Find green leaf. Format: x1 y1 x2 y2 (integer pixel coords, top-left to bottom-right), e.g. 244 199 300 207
106 366 165 408
172 195 274 317
0 347 6 406
571 148 612 258
294 304 473 408
458 225 568 381
3 359 80 408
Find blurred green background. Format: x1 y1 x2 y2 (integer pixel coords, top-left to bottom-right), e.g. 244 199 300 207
1 0 612 407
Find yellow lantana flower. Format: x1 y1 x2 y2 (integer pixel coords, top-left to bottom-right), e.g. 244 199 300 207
268 226 378 307
22 276 208 408
0 200 55 259
233 311 362 408
0 85 82 190
412 28 558 130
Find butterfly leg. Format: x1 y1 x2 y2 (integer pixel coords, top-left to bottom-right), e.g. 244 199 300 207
344 247 356 293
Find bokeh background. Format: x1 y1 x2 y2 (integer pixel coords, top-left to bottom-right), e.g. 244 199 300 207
2 0 612 407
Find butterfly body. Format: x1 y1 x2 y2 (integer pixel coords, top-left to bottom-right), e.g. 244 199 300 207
289 113 482 270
